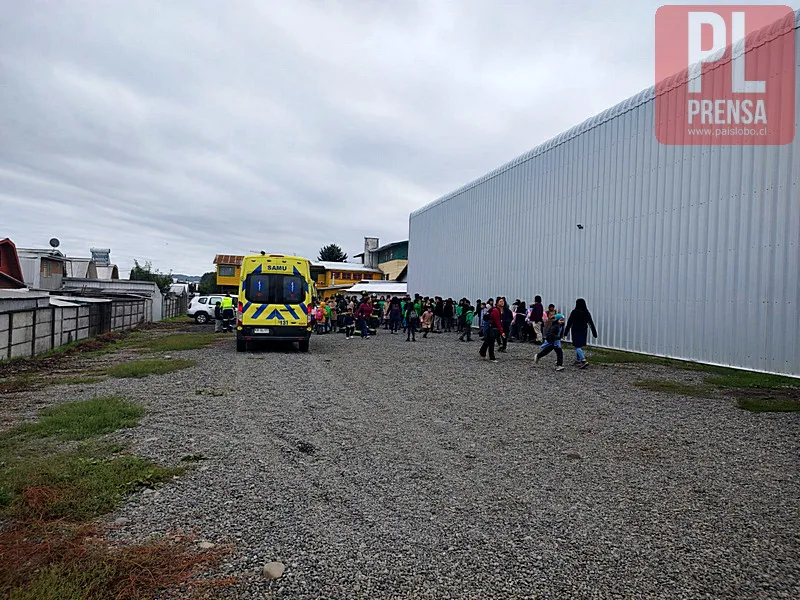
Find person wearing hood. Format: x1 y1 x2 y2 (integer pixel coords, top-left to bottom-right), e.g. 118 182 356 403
534 312 566 371
565 298 598 368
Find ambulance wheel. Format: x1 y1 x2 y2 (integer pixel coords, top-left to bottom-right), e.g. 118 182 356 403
298 339 310 353
236 338 246 352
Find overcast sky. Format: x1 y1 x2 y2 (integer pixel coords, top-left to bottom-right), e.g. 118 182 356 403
2 0 796 276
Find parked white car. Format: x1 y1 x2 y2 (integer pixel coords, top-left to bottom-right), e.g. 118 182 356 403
187 294 236 324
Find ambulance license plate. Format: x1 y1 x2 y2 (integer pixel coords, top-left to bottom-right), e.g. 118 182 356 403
254 328 270 334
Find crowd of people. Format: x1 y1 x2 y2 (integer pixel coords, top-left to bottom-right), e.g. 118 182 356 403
310 293 598 371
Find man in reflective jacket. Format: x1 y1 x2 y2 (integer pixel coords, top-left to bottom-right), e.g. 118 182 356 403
221 296 235 332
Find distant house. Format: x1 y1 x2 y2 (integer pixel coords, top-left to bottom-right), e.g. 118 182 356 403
0 238 25 289
354 237 409 281
65 257 99 279
213 254 243 293
169 283 189 297
17 247 68 291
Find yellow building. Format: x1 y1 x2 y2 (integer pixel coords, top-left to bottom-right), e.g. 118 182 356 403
311 261 383 299
213 254 243 293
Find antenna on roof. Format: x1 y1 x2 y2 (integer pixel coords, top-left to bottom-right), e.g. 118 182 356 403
49 238 60 248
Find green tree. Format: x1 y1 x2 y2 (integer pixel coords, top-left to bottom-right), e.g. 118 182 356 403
129 260 173 294
318 244 348 262
197 271 219 294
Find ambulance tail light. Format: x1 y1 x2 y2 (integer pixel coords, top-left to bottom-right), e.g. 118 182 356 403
237 302 243 326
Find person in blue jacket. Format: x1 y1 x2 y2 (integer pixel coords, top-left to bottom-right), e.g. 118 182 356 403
564 298 598 368
534 313 566 371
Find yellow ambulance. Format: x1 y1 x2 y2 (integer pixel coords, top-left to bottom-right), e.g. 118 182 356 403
236 253 313 352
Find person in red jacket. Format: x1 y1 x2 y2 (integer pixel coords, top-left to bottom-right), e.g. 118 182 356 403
355 297 374 339
479 297 504 362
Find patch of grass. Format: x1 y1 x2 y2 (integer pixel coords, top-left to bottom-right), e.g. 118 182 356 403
141 333 219 353
0 396 230 599
36 339 84 359
0 397 174 521
705 371 799 389
0 444 181 520
104 358 195 379
161 315 195 324
736 396 800 412
1 522 233 600
587 347 731 372
586 348 662 365
80 332 150 357
633 379 715 398
6 396 143 442
180 453 207 462
589 348 800 389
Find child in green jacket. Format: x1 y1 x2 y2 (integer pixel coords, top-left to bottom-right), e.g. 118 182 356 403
459 305 475 341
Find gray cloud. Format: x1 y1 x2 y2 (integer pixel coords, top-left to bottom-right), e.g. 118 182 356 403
3 0 795 275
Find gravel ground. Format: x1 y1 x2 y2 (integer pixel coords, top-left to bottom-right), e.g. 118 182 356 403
13 327 800 599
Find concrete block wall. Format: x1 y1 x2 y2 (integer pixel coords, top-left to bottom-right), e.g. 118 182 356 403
1 299 146 361
34 309 53 355
9 310 34 359
111 300 146 331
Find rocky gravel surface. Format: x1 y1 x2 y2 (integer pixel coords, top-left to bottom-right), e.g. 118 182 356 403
15 329 800 598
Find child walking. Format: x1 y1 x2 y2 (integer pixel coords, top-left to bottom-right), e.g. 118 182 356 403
421 307 433 338
343 309 355 339
459 304 474 341
534 313 566 371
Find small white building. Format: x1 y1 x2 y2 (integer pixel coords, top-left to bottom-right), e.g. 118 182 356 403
17 248 68 291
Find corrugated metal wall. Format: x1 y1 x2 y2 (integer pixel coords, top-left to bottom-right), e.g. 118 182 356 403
408 12 799 376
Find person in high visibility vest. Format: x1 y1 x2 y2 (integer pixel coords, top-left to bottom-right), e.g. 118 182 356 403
221 296 234 332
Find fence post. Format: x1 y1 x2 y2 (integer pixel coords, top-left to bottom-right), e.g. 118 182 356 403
31 309 37 357
7 312 12 360
51 306 56 351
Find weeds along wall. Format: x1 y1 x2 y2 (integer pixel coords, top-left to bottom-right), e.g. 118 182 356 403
408 12 799 376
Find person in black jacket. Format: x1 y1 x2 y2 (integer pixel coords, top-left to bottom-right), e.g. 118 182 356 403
214 301 223 333
405 301 419 341
443 299 454 332
564 298 598 368
433 298 444 333
342 308 356 339
512 301 526 341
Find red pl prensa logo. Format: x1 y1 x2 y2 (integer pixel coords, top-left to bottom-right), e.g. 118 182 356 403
655 5 796 145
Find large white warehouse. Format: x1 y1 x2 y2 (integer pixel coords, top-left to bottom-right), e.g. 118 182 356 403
408 11 799 376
